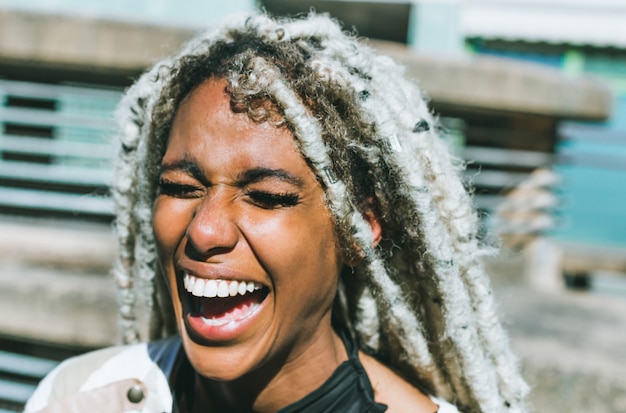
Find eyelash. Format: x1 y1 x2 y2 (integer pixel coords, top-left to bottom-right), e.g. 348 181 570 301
157 180 202 198
245 190 300 209
158 180 300 208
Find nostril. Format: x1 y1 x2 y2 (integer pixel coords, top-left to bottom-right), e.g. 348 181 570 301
184 236 236 260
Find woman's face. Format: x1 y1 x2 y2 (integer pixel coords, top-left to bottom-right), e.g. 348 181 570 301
153 78 345 381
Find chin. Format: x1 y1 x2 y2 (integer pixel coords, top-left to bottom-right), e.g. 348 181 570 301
180 326 276 382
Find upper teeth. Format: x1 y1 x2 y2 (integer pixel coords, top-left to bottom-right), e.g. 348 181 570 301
183 274 262 298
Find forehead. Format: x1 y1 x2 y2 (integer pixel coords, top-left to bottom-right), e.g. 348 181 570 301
174 78 283 135
165 78 309 174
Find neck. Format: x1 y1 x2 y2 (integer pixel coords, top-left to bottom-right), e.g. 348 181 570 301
192 320 347 413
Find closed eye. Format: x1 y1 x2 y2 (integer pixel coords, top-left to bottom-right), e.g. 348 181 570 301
245 190 300 209
158 180 203 198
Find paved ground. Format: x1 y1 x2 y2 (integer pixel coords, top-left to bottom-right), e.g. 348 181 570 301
488 256 626 413
1 218 625 412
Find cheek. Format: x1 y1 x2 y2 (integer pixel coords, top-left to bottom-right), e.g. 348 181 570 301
152 199 192 262
243 210 343 293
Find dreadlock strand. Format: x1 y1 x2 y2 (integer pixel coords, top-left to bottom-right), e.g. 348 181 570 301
250 54 452 398
335 62 502 410
379 65 529 411
112 75 152 344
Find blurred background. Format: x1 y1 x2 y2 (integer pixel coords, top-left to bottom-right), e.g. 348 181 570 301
0 0 624 412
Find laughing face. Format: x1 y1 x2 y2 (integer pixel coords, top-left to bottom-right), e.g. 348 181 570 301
152 78 345 382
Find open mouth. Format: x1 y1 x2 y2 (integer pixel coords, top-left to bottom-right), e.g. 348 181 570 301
183 273 269 327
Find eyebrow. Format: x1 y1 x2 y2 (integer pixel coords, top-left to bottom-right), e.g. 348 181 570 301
236 167 305 188
159 161 305 188
159 159 206 183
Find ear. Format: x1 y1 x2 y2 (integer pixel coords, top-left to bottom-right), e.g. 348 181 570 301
362 207 382 248
345 200 383 267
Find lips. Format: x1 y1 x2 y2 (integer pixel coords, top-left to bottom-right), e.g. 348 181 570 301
181 273 269 340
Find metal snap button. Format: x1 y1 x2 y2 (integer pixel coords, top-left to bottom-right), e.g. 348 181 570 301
127 384 144 403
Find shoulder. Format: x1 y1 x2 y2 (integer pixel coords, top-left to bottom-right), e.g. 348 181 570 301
24 341 173 413
359 351 458 413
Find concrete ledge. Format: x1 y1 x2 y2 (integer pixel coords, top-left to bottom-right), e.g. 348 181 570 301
0 217 118 347
373 40 613 121
0 262 118 347
0 218 115 271
0 9 194 73
0 9 612 121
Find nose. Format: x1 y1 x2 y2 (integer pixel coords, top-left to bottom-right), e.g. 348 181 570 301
185 188 238 258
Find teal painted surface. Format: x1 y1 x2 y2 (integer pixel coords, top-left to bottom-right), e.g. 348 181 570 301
555 110 626 247
553 164 626 248
0 0 256 27
605 96 626 130
469 41 564 68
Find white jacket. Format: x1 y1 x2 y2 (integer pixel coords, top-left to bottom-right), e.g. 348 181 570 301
24 336 459 413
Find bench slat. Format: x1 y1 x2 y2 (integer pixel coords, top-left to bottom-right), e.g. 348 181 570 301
0 350 58 379
0 187 113 215
0 135 113 160
464 170 529 189
0 107 115 130
0 79 122 101
463 146 553 168
0 160 111 186
472 194 506 210
0 378 36 404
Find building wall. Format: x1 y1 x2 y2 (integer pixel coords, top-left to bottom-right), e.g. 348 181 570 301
0 0 256 28
464 6 626 248
462 0 626 48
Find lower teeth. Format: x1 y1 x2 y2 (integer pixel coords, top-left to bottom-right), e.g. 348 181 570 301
201 317 232 327
200 301 261 326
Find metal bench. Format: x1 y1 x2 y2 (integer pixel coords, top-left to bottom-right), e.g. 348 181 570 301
0 79 121 220
439 117 556 216
0 347 60 412
462 145 554 211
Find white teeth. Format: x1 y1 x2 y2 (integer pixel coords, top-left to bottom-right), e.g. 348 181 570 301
228 281 239 297
201 317 232 327
184 274 264 298
217 281 229 297
203 279 217 298
192 278 205 297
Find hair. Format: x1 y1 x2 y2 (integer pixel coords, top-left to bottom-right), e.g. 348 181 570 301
111 12 529 413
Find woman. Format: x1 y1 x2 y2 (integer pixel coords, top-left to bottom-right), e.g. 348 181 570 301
25 12 529 413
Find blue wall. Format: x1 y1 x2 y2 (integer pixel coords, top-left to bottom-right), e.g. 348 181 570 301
471 43 626 247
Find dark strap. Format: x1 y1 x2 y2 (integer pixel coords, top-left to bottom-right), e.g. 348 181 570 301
147 332 387 413
277 330 387 413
